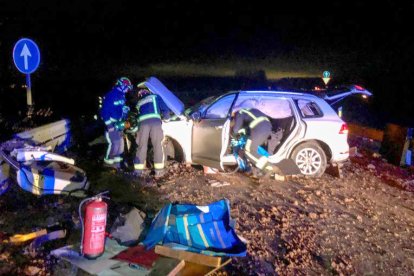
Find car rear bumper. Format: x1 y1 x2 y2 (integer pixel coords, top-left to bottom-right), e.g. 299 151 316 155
331 151 349 163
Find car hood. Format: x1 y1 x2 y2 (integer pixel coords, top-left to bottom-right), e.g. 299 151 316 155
139 76 185 116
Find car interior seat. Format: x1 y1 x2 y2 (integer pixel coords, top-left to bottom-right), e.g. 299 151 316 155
267 116 296 154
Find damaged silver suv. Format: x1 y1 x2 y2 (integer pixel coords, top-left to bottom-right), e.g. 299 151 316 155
142 77 371 177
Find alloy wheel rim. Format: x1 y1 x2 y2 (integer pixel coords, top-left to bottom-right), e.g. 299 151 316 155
295 148 322 175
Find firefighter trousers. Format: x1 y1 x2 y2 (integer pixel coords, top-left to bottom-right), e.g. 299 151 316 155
134 118 165 172
244 121 273 171
104 126 124 168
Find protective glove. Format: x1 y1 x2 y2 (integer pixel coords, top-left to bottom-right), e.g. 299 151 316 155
230 138 239 147
122 105 130 114
114 121 125 131
122 106 130 119
126 126 139 133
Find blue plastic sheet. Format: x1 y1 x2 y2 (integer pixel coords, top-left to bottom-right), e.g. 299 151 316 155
142 199 246 257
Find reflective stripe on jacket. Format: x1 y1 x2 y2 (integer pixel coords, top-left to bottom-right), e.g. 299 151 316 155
136 94 162 122
232 108 270 134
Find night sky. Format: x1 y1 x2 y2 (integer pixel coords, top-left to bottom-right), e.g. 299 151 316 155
1 1 414 125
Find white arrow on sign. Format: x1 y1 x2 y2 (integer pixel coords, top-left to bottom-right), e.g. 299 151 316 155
20 43 32 70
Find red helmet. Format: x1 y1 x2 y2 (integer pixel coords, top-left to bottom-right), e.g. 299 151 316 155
115 77 133 93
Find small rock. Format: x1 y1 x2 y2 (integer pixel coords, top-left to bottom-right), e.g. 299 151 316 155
24 266 41 276
344 198 354 203
367 164 376 170
356 215 363 222
308 213 318 219
372 152 381 158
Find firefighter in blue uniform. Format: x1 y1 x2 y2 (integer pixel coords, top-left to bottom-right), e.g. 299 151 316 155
100 77 133 169
231 108 274 176
134 88 169 177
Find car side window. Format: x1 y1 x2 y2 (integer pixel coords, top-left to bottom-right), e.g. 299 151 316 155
204 94 236 119
232 95 293 118
297 99 323 117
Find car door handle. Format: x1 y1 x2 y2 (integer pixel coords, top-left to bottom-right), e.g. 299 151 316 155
215 126 223 130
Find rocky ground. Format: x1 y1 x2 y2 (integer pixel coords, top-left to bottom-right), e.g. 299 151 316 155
1 140 414 275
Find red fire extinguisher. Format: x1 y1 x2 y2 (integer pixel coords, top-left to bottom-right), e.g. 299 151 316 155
79 191 109 259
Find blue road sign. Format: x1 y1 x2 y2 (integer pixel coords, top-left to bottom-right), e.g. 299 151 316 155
13 38 40 74
323 71 330 78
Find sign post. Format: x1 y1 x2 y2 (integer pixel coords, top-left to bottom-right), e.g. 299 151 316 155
12 38 41 116
26 74 32 106
322 70 331 87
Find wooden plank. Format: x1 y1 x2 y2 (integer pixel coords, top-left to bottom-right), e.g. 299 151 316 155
205 258 232 276
155 245 224 268
178 262 213 276
167 260 186 276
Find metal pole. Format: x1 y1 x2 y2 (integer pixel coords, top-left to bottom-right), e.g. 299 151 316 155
26 74 33 118
26 74 32 106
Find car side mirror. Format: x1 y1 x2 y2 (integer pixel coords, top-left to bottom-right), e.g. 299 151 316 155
191 111 202 122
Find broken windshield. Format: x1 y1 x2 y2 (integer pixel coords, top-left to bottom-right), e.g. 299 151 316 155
184 96 216 116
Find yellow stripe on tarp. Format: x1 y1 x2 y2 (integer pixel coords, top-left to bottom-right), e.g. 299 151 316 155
31 168 42 196
213 221 226 249
197 224 210 248
183 215 192 246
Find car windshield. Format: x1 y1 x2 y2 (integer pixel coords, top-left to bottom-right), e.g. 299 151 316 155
184 96 216 116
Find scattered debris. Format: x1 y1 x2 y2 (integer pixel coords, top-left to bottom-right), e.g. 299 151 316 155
110 207 146 246
208 179 231 187
27 229 67 257
51 239 128 275
203 166 218 175
113 244 159 269
0 120 89 197
155 245 228 267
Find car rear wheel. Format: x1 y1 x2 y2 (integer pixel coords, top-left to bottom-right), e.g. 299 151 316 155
291 142 327 177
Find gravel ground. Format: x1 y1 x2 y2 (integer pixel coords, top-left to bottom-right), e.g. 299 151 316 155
1 147 414 275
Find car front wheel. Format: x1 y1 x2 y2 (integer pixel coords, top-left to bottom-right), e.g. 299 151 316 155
291 142 327 177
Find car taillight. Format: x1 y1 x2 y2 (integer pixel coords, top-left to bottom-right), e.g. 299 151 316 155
339 123 349 134
354 85 365 91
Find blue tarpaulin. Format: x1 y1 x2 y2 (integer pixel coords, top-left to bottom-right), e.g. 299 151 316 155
142 199 247 257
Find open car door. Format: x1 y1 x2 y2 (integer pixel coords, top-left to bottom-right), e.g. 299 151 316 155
191 94 237 169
